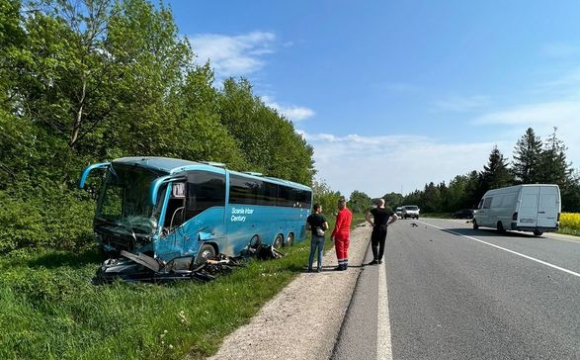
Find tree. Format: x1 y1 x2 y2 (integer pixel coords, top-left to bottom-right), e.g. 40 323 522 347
480 145 513 191
311 179 342 216
536 128 572 185
348 190 373 213
382 192 403 208
512 128 543 184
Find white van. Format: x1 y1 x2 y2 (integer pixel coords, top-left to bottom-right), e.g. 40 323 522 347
473 184 561 236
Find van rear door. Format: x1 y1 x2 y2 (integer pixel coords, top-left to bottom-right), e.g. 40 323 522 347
537 186 559 228
518 187 540 227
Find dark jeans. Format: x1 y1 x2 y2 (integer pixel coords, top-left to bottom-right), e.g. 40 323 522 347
309 235 325 269
371 225 388 261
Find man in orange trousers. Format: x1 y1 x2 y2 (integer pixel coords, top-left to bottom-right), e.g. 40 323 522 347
331 197 353 271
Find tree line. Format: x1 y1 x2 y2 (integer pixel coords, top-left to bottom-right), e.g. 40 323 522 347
346 127 580 214
0 0 315 252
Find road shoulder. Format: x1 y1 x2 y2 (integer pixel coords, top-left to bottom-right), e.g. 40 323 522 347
201 223 372 360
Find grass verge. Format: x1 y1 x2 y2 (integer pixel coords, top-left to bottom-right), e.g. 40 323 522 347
0 216 364 360
557 227 580 237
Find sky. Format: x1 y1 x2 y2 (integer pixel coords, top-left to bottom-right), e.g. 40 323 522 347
166 0 580 199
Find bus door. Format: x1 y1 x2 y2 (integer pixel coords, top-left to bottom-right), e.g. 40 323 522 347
184 171 227 255
156 182 187 260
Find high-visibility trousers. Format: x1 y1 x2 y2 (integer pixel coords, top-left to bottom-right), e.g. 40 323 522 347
335 236 350 263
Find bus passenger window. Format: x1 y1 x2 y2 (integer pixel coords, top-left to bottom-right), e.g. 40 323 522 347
186 172 226 219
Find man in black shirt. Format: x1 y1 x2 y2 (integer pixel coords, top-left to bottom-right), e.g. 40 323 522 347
306 203 329 272
365 198 398 265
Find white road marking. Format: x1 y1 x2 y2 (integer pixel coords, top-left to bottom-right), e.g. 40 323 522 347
377 262 393 360
425 222 580 278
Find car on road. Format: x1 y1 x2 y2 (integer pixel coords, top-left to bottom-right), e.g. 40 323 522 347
402 205 420 219
396 207 403 218
451 209 474 219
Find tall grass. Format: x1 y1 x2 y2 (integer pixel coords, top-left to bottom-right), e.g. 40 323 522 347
0 215 363 360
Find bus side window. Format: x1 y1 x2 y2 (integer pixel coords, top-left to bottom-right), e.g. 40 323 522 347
186 172 226 219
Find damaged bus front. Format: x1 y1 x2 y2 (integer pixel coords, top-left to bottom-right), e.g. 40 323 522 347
80 158 182 260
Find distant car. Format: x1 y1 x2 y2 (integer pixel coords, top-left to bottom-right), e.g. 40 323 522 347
402 205 420 219
396 207 403 218
451 209 474 219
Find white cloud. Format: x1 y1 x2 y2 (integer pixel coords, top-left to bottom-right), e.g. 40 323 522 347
473 100 580 126
433 95 490 112
472 99 580 171
189 31 276 79
262 96 315 122
300 131 503 199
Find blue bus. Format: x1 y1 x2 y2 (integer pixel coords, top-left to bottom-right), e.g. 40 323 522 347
80 157 312 264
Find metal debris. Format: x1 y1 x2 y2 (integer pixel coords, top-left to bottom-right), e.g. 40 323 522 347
93 243 284 284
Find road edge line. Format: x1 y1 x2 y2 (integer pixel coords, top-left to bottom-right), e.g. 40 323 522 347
377 261 393 360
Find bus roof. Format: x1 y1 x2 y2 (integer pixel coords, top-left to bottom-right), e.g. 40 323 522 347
113 157 202 173
112 157 311 191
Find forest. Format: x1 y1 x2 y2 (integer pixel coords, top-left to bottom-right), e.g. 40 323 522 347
0 0 315 253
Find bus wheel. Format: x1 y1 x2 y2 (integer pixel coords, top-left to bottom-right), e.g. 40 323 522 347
285 233 295 247
473 220 479 230
533 230 543 236
497 221 506 234
273 234 284 249
195 244 216 265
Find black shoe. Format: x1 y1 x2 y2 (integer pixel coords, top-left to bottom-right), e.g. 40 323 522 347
316 268 322 273
368 260 378 265
378 260 383 264
334 265 345 271
307 268 313 273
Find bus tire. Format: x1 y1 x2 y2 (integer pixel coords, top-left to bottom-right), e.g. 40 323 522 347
473 219 479 230
533 230 543 236
273 234 284 249
285 232 295 247
195 244 216 265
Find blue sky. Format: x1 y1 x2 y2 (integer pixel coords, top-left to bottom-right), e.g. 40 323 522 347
167 0 580 198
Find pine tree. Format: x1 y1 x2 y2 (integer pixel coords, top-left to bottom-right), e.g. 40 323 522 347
537 127 572 185
512 128 543 184
481 145 513 190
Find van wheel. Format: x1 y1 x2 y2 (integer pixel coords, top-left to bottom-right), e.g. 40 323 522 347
273 234 284 249
533 230 543 236
195 244 216 265
473 220 479 230
497 221 506 234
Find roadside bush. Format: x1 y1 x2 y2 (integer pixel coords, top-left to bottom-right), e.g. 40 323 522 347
0 188 94 253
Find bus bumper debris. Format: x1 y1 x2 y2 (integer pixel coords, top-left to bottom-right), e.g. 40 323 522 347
94 244 284 284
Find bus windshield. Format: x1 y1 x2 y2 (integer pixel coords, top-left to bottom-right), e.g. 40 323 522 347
95 165 165 235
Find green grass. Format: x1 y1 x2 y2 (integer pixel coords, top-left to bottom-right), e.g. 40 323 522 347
0 216 364 360
557 227 580 237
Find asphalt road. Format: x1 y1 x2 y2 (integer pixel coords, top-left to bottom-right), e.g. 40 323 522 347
332 218 580 360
